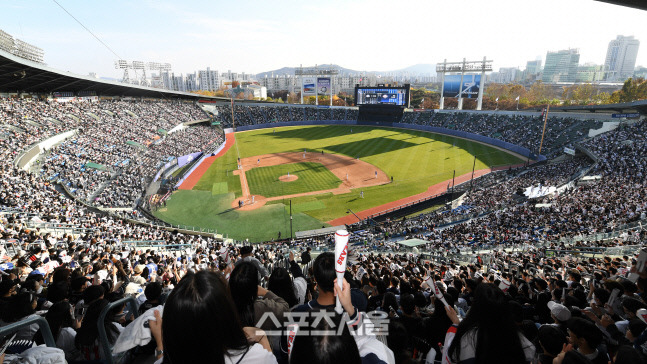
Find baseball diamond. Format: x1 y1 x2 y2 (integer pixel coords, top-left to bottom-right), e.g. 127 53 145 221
155 125 523 242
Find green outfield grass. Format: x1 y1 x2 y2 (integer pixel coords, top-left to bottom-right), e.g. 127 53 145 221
246 162 341 198
154 190 325 242
192 145 242 197
154 125 524 242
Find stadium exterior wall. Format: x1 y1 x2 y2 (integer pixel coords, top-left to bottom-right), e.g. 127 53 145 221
235 120 545 161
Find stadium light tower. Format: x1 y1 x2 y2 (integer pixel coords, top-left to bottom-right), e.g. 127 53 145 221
115 60 131 83
115 60 172 86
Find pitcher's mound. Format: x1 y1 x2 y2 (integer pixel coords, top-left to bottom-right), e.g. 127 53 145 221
279 174 298 182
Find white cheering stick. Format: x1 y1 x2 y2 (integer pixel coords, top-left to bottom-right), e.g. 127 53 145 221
494 273 511 293
334 230 350 314
424 274 450 308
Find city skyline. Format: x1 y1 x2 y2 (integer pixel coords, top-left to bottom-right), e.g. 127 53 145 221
0 0 645 79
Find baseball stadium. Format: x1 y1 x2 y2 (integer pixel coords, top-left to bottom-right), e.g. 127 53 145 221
155 123 524 242
2 1 647 364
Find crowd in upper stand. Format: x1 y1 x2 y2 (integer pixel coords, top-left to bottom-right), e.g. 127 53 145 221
1 98 222 209
1 96 646 363
414 112 602 158
215 104 358 127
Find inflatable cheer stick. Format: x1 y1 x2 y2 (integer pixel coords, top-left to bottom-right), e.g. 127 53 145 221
334 230 350 314
424 274 450 308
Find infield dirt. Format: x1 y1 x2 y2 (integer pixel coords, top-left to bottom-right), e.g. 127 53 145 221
230 152 390 210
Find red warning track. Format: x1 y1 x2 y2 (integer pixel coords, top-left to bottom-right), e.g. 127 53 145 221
179 133 236 190
327 163 527 226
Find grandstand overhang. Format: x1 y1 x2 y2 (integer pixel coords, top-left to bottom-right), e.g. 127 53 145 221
595 0 647 11
0 49 228 100
551 100 647 115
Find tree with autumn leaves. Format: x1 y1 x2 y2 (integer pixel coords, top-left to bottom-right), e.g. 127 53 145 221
609 78 647 103
191 78 647 109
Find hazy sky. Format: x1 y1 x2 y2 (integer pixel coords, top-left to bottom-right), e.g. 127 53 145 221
0 0 645 78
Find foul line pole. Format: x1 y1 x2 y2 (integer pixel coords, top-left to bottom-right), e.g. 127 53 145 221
538 104 550 155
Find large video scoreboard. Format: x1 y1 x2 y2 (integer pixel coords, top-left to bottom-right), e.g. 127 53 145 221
355 84 410 108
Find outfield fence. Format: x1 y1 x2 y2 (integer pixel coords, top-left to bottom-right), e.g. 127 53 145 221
233 120 546 162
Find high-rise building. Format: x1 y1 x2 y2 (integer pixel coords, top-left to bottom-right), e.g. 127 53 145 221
525 60 542 75
604 35 640 81
490 67 521 83
542 49 580 83
576 63 605 82
198 67 221 91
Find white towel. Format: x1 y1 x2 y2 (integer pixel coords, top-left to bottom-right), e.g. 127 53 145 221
5 345 66 364
112 306 163 354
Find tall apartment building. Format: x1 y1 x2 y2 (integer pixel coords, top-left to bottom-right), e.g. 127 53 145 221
542 49 580 83
490 67 521 83
198 68 221 91
604 35 640 81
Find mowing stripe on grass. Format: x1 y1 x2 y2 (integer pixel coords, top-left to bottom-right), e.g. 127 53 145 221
246 162 342 198
288 200 326 213
211 182 228 195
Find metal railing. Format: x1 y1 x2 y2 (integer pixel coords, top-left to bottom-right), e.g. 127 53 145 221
0 315 56 348
98 296 139 364
559 218 646 245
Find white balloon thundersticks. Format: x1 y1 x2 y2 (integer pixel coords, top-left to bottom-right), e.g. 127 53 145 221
334 229 349 314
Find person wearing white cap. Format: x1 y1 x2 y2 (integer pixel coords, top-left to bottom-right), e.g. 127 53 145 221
547 301 571 336
130 264 146 285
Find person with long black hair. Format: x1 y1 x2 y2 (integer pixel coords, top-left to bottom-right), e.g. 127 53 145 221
74 298 124 361
149 270 276 364
35 301 81 361
445 283 535 364
229 261 289 330
267 267 298 309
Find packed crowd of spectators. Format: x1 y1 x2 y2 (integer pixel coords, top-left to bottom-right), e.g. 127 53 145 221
1 95 646 364
1 97 220 209
214 104 358 128
1 224 646 363
410 112 602 158
304 107 318 121
374 120 647 260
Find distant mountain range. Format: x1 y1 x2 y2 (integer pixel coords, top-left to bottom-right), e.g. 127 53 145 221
256 63 436 78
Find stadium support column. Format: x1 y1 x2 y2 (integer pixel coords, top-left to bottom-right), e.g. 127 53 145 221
330 75 333 106
300 64 304 104
476 56 486 111
439 59 446 110
290 200 293 239
539 104 550 155
457 58 466 110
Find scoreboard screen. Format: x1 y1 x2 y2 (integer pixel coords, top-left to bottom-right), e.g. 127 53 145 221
355 85 410 107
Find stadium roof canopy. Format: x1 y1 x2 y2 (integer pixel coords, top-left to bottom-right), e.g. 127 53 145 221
595 0 647 11
551 100 647 114
0 49 229 100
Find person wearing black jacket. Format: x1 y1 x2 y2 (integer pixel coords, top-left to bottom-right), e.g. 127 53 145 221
300 247 311 267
